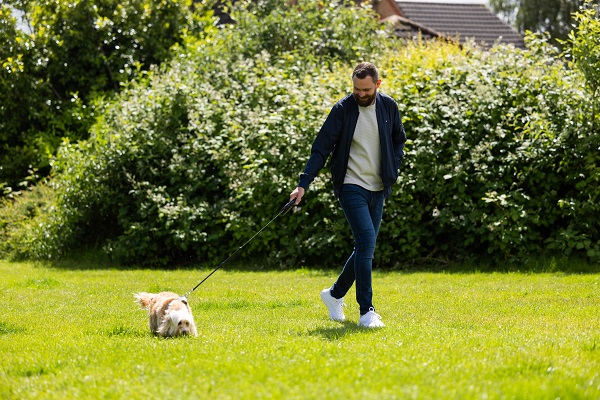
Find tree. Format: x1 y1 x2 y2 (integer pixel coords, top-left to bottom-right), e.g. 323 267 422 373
489 0 599 47
566 2 600 104
0 5 46 194
0 0 214 195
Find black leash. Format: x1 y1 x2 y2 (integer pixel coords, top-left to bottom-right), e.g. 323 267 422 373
182 199 296 299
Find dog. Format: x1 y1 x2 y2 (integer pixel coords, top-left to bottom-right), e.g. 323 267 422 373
134 292 198 337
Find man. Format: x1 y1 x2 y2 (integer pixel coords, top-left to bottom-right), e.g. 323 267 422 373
289 62 406 328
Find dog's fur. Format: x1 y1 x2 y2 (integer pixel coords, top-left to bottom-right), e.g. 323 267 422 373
134 292 198 337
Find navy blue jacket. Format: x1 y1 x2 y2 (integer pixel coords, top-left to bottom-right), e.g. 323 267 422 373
298 92 406 198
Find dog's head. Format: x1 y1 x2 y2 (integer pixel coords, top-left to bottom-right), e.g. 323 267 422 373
157 302 197 337
166 309 195 336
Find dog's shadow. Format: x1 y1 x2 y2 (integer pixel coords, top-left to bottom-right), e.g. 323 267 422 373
99 326 147 338
99 325 196 340
308 321 379 341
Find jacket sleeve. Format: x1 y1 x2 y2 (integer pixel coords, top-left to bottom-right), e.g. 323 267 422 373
391 102 407 171
297 102 344 189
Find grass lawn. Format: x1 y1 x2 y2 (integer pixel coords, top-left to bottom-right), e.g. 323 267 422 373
1 259 599 399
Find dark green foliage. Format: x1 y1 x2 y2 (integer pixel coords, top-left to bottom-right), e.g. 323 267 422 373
0 0 214 194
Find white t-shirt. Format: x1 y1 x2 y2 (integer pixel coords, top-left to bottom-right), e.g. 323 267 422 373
343 104 383 191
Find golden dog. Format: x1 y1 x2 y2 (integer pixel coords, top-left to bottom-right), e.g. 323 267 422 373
134 292 198 337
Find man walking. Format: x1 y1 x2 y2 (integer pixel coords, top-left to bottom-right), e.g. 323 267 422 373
289 62 406 328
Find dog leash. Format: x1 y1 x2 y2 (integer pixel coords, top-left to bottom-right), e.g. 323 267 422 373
182 198 296 299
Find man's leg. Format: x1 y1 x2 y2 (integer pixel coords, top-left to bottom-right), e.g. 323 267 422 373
333 185 384 314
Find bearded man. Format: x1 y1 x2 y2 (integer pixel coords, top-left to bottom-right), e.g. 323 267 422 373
289 62 407 328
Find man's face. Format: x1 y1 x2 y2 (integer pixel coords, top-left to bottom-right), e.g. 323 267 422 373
352 76 381 107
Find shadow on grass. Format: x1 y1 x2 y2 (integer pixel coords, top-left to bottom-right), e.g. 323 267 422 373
22 247 599 275
97 326 148 338
98 325 202 340
33 248 337 275
381 254 599 275
0 321 27 335
308 321 381 341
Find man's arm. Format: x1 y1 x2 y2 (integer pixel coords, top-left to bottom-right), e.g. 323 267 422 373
291 101 345 204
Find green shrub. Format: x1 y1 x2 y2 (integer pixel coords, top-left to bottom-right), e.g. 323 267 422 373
381 35 598 264
0 182 55 258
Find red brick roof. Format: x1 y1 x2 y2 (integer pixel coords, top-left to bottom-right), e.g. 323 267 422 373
393 1 526 49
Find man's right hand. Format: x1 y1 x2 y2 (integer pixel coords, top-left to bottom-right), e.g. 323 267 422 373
290 187 305 205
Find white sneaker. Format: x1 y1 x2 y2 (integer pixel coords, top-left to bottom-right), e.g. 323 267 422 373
320 288 345 321
358 309 385 328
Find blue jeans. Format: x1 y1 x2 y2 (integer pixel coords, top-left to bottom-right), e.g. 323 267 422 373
330 184 385 315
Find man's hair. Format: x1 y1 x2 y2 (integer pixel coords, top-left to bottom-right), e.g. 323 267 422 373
352 62 379 83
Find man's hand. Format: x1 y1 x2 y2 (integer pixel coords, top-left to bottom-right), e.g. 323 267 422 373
290 187 305 205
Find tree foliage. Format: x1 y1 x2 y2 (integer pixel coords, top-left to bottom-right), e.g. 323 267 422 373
564 2 600 104
489 0 599 47
0 0 214 195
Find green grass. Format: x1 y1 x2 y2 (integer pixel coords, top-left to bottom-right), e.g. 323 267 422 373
1 259 599 399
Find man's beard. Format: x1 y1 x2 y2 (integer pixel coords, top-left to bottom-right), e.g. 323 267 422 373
353 91 377 107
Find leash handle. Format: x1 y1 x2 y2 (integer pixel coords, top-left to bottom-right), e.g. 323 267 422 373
280 198 296 215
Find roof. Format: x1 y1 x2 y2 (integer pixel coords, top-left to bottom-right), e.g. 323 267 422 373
392 1 526 49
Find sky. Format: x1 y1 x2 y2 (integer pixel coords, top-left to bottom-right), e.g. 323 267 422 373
9 7 31 34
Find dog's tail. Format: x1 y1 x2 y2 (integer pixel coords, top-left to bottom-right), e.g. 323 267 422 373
134 292 154 309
